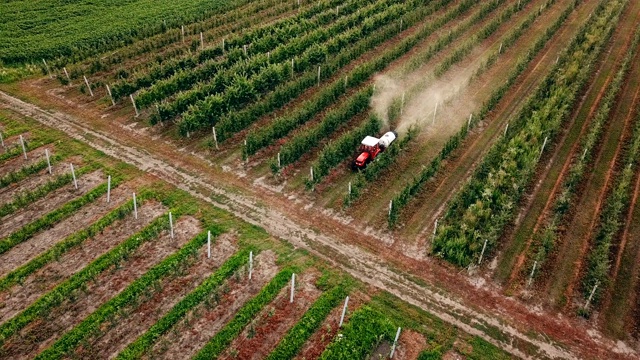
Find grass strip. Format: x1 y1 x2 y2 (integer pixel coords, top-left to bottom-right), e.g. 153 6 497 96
193 267 295 360
0 212 172 346
35 225 226 359
116 248 252 359
266 285 348 360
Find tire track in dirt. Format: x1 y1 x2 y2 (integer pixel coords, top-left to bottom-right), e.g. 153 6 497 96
499 6 638 286
393 0 598 248
544 40 640 311
147 250 278 360
0 92 591 360
0 200 165 326
75 234 237 359
219 271 321 360
0 179 129 278
0 217 200 360
0 170 104 239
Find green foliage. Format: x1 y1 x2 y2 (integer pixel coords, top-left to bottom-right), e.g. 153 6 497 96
193 268 296 360
0 154 61 189
266 286 348 360
307 115 381 187
0 176 120 255
0 194 140 293
37 227 229 359
0 213 172 346
318 306 396 360
431 0 624 267
116 248 252 359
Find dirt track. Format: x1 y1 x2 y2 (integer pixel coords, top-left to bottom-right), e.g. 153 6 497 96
3 90 637 359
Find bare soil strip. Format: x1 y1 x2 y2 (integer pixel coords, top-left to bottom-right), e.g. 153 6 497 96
0 143 54 177
394 0 600 245
498 0 640 286
0 158 80 205
293 292 368 360
219 271 321 360
146 251 278 360
0 170 104 238
0 181 128 278
0 200 166 325
0 217 200 360
73 233 237 359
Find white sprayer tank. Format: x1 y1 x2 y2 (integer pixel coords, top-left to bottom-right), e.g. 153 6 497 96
378 131 397 149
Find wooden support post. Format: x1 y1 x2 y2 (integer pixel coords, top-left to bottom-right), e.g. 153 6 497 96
107 175 111 203
339 296 349 327
133 192 138 219
106 84 115 106
19 134 27 159
130 94 139 117
212 126 219 150
63 67 71 84
45 149 52 174
389 327 402 358
70 163 78 189
83 76 94 97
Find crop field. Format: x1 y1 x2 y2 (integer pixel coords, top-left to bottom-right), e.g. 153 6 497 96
1 0 640 358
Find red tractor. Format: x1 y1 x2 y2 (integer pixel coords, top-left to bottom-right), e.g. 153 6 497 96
353 131 397 169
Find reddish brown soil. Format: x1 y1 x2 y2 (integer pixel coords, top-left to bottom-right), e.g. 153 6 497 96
0 170 105 238
0 200 165 325
73 233 237 359
0 143 54 177
394 330 427 360
219 271 321 360
293 292 369 360
0 157 81 206
0 216 200 360
146 250 278 360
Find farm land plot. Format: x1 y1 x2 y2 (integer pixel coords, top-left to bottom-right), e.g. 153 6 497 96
3 0 640 358
496 0 640 290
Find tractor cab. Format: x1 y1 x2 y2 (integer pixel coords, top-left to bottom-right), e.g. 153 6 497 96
353 136 381 169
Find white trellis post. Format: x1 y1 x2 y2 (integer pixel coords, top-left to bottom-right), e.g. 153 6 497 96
243 44 247 56
249 251 253 280
45 149 52 174
498 42 503 54
581 148 588 161
83 76 94 96
290 273 295 303
200 32 204 50
19 134 27 159
339 296 349 327
400 19 403 30
43 59 52 79
0 132 4 148
181 26 185 43
478 239 488 264
107 175 111 203
133 192 138 219
344 75 348 89
317 66 321 86
70 164 78 189
468 113 473 129
106 85 115 106
584 282 599 310
291 58 294 72
389 327 402 358
433 219 439 235
433 102 438 125
538 136 549 161
63 67 72 84
277 152 281 168
207 231 211 259
348 181 351 196
528 261 537 287
388 200 393 217
222 38 225 52
212 126 219 150
310 167 314 181
268 51 271 63
169 212 174 239
504 123 509 137
130 94 139 117
400 92 405 116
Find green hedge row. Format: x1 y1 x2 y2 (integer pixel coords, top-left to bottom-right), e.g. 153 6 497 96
264 86 373 168
387 0 580 228
0 193 140 293
0 212 172 346
431 0 623 267
0 176 118 255
318 306 396 360
35 225 226 359
116 248 252 359
527 22 639 287
266 286 348 360
193 267 296 360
